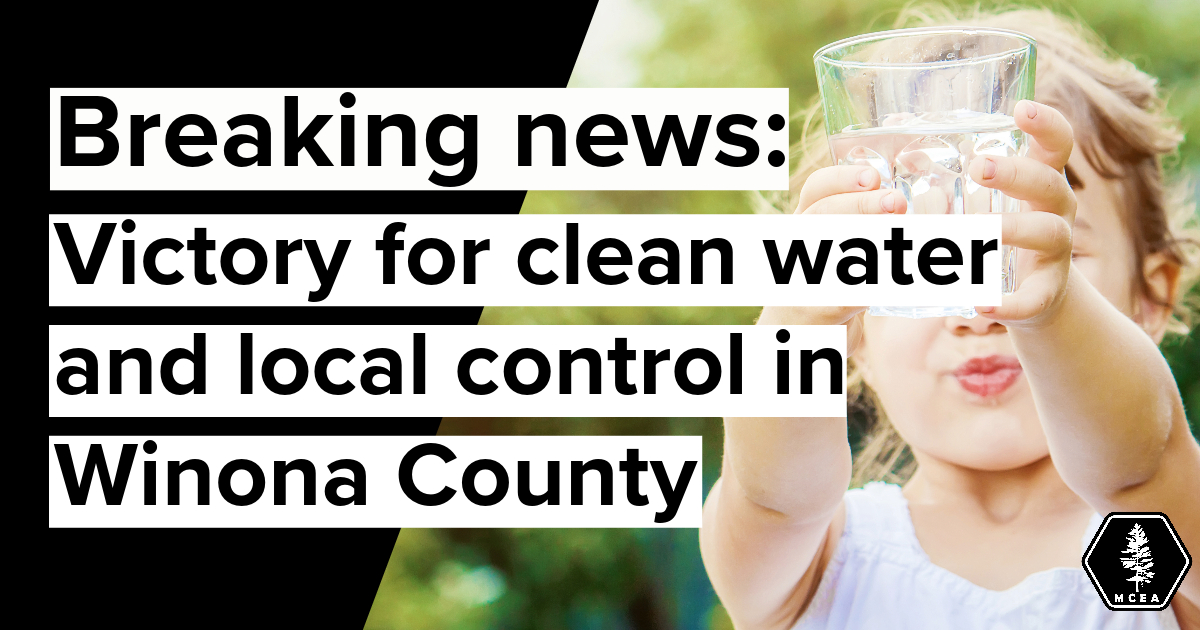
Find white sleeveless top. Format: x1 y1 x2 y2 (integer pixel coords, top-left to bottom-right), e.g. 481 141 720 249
795 482 1180 629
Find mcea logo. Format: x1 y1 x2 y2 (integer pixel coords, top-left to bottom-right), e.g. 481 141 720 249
1083 513 1191 611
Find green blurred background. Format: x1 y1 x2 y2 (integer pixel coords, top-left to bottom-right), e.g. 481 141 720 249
366 1 1199 628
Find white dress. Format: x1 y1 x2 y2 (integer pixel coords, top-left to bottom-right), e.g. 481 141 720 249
795 482 1180 629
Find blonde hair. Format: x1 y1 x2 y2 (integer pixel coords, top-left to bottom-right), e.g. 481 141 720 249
764 4 1200 487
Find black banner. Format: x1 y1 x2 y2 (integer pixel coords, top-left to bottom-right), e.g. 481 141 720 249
47 4 598 627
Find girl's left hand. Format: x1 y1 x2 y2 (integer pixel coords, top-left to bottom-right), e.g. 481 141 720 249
970 100 1077 328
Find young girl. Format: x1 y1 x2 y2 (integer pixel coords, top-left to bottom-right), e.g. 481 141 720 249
701 6 1199 629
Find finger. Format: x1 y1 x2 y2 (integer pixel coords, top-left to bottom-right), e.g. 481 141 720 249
970 155 1076 219
1000 211 1072 256
1014 100 1074 171
796 166 882 212
803 189 907 215
975 272 1062 321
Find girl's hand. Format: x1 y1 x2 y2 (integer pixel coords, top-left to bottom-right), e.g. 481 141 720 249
756 165 908 354
971 100 1078 328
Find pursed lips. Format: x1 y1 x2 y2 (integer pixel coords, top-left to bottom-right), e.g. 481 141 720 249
952 354 1023 397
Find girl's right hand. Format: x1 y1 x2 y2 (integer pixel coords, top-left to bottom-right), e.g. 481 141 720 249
756 165 908 354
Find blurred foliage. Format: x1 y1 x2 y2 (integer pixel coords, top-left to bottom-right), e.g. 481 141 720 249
367 1 1199 628
366 418 727 630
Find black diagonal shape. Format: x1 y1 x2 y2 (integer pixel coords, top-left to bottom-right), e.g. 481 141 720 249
47 3 599 628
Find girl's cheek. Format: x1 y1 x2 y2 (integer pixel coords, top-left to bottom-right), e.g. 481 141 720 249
861 320 946 451
861 317 943 388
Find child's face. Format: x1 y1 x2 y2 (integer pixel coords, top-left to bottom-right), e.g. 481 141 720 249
857 151 1144 472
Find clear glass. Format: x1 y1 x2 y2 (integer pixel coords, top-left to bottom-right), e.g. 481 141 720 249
814 26 1036 318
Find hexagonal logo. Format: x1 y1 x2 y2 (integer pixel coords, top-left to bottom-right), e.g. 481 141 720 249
1083 513 1191 610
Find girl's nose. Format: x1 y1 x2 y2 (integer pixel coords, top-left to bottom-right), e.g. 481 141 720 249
945 313 1007 336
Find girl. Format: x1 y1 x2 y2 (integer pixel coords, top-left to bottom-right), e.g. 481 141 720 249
701 6 1199 629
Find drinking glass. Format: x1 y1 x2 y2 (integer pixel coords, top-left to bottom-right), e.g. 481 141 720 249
814 27 1036 318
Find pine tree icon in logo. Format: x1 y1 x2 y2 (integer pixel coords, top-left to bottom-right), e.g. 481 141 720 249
1120 523 1155 593
1084 512 1191 610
